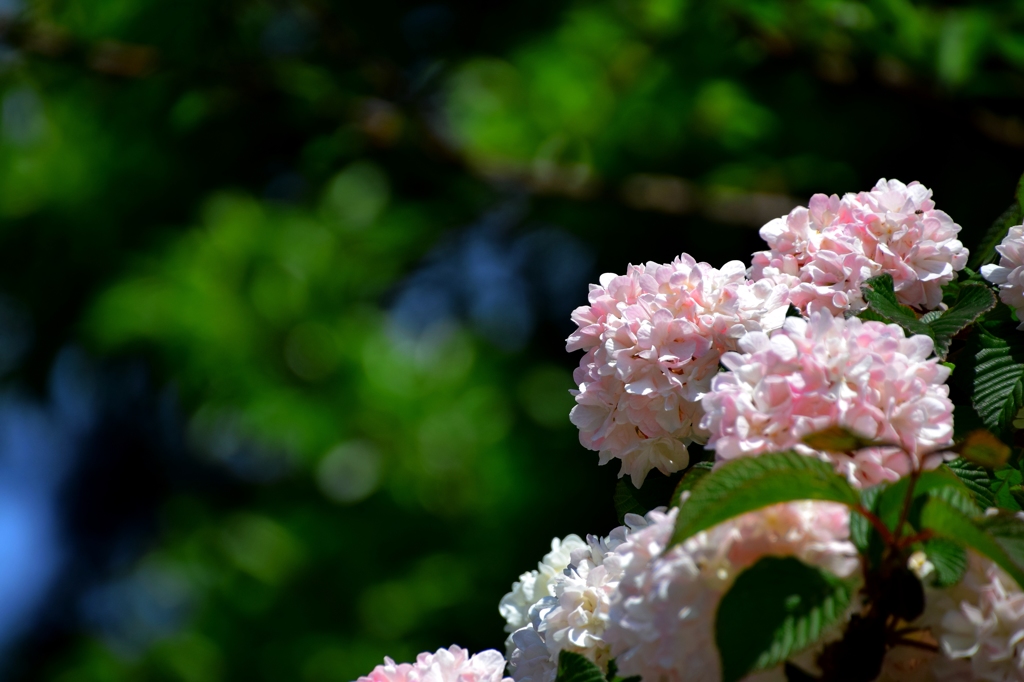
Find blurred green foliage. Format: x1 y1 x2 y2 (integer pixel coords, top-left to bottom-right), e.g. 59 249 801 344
1 0 1023 680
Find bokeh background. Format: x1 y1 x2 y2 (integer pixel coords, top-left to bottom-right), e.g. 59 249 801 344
0 0 1022 679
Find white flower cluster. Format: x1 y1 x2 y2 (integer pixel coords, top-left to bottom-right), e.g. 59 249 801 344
357 646 513 682
920 550 1024 681
502 502 858 682
502 517 653 682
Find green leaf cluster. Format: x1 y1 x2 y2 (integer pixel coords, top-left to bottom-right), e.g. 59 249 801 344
860 274 996 359
673 444 1024 681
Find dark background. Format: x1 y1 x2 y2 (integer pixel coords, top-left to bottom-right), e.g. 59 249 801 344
0 1 1021 680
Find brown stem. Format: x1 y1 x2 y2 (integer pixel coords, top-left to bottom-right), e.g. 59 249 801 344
893 466 921 544
891 638 939 654
855 505 895 546
897 529 935 550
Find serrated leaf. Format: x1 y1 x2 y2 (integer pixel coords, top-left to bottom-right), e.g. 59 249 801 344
944 459 996 508
671 461 714 506
970 203 1024 269
966 324 1024 437
995 468 1024 511
716 557 852 682
603 659 639 682
922 538 968 588
978 511 1024 568
671 451 860 547
929 284 997 359
957 429 1012 468
555 651 605 682
875 468 977 533
920 498 1024 589
861 275 932 336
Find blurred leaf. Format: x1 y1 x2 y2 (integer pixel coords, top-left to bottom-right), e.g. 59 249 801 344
956 429 1011 468
802 425 881 453
671 451 859 547
716 557 851 682
922 538 968 588
920 499 1024 589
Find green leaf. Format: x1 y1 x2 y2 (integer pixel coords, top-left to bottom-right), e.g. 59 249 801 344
921 537 968 588
970 204 1023 270
875 468 977 533
555 651 605 682
966 322 1024 437
994 467 1024 511
603 659 639 682
969 170 1024 269
716 557 852 682
849 485 884 554
929 284 997 359
919 498 1024 589
944 459 996 508
978 511 1024 568
671 451 860 547
671 461 714 506
860 274 931 336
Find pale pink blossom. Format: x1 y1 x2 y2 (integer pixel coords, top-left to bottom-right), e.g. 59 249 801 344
982 225 1024 330
921 552 1024 681
752 179 967 315
605 502 858 682
567 255 790 486
701 311 954 487
358 646 512 682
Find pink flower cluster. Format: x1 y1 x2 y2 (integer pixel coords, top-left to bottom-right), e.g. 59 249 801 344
982 224 1024 330
752 179 967 315
567 255 789 487
701 312 954 487
605 502 857 682
358 646 512 682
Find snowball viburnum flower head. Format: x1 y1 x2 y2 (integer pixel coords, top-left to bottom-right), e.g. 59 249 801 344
567 254 789 487
700 311 954 487
499 535 587 643
505 513 656 682
982 225 1024 330
605 502 857 682
358 647 512 682
752 179 967 315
